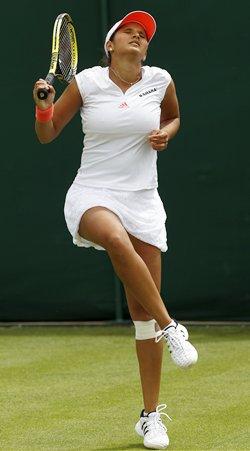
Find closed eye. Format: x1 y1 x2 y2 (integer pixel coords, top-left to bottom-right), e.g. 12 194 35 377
123 28 146 39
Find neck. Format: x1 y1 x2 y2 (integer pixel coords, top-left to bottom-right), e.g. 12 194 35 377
110 57 142 84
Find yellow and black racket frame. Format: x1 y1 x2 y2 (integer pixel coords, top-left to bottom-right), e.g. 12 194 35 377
37 13 78 100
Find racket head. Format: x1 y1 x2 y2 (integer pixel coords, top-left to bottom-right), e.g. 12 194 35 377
37 13 78 100
57 13 78 82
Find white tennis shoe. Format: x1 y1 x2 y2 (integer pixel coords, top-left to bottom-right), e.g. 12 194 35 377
135 404 171 449
156 320 198 368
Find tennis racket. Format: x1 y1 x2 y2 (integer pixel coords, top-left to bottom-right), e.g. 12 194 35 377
37 13 78 100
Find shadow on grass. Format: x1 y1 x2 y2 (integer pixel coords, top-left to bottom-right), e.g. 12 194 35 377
96 444 144 451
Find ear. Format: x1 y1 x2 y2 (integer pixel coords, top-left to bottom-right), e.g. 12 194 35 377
106 40 113 53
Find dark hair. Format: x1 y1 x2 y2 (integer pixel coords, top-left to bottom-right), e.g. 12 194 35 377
99 32 116 67
99 53 111 67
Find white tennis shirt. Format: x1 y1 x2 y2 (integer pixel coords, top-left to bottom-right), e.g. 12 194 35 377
74 65 171 191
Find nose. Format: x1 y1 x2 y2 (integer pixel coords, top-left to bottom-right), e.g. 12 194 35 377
132 31 140 39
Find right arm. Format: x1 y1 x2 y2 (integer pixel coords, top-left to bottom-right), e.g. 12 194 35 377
33 78 82 144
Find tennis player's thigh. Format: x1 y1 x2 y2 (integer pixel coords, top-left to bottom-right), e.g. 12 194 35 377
78 206 131 249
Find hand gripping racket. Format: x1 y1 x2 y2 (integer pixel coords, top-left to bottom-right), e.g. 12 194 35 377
37 13 78 100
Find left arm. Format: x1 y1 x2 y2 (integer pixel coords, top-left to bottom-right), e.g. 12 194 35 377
149 80 180 151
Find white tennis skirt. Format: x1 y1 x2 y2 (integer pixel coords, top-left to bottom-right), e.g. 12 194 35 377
64 183 168 252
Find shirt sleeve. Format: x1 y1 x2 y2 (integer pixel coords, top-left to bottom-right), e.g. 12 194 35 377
75 71 87 103
160 68 172 87
149 66 172 102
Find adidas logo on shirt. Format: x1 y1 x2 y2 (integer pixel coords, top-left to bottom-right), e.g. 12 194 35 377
119 102 129 109
139 88 157 97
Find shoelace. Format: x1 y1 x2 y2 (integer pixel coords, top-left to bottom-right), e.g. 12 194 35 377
156 331 186 356
144 404 172 435
155 325 186 345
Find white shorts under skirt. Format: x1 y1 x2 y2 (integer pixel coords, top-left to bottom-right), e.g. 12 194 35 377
64 183 168 252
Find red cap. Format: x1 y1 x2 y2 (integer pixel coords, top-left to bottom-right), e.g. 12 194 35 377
104 11 156 56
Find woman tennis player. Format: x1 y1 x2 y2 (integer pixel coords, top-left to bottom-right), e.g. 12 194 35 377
33 11 198 450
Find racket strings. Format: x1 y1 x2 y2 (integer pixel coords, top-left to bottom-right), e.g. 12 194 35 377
58 18 74 82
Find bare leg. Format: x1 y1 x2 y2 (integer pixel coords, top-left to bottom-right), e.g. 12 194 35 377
79 207 172 329
125 233 164 413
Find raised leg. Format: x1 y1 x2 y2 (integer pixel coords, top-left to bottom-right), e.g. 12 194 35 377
78 207 172 329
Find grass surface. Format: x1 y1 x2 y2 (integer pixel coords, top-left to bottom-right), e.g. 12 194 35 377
0 326 249 450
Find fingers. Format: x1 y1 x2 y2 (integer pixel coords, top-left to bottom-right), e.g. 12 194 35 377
34 78 55 92
35 78 50 89
148 129 169 151
149 129 161 136
33 79 55 108
151 142 168 151
33 78 53 96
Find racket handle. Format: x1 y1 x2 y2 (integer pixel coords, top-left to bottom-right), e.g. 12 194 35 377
37 74 55 100
37 88 50 100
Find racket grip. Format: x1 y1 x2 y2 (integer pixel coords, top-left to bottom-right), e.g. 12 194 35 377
37 74 55 100
37 88 50 100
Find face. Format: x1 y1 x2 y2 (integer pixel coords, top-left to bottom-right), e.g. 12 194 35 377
107 22 149 61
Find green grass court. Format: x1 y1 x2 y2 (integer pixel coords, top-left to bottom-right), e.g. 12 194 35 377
0 326 249 450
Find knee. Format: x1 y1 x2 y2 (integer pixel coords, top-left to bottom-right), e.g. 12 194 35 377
105 232 132 256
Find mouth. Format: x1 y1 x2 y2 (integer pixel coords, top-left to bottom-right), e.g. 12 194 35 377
129 41 140 47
